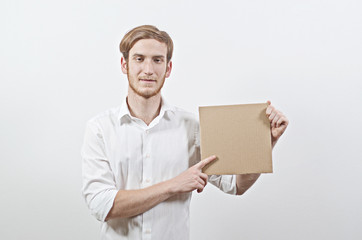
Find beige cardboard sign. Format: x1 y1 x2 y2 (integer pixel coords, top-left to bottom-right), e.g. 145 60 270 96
199 103 273 175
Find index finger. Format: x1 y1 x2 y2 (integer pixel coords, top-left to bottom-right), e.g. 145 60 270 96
197 155 217 169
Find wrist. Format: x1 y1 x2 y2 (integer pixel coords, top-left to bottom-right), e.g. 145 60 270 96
271 138 278 149
163 178 177 196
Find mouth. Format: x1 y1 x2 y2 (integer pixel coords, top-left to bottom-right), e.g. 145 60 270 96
139 78 156 83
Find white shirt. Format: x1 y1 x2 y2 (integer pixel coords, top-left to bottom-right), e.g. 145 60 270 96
81 97 237 240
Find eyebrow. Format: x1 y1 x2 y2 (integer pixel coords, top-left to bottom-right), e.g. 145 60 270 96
132 53 165 59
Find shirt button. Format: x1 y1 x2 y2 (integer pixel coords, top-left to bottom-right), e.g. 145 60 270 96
145 130 149 134
146 154 150 158
146 179 151 183
145 229 151 234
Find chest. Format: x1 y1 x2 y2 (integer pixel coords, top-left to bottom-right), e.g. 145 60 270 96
104 120 197 189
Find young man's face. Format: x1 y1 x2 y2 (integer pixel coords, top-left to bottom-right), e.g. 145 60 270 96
121 39 172 99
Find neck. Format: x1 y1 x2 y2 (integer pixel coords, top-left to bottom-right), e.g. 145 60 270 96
126 89 162 126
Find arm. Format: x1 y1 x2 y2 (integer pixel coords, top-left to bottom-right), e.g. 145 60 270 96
83 119 216 221
105 181 174 220
236 173 261 195
105 155 216 220
235 101 289 195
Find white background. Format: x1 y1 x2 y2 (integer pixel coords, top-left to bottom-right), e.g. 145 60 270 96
1 0 361 239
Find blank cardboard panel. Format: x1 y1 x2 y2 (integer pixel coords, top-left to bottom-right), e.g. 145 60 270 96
199 103 273 175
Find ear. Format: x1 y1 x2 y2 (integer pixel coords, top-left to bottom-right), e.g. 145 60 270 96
121 57 128 74
165 60 172 78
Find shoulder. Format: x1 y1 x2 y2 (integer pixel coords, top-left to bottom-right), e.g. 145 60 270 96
168 106 199 125
86 106 120 130
166 106 200 146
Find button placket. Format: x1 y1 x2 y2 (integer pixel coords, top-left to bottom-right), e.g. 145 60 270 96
142 128 152 239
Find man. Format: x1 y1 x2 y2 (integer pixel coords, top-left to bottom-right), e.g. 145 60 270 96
81 25 288 240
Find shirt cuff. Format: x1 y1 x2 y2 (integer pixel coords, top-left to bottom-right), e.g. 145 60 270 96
90 189 118 222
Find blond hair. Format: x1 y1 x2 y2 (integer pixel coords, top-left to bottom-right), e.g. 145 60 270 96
119 25 173 63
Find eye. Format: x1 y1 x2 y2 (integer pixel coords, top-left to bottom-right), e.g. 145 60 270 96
136 57 143 62
154 58 162 63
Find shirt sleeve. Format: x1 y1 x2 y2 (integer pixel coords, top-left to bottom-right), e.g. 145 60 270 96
81 121 118 222
208 175 237 195
195 122 237 195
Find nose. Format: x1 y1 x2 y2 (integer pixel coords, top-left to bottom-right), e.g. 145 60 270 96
143 60 154 76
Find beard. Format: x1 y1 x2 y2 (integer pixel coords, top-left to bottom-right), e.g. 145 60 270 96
127 71 167 99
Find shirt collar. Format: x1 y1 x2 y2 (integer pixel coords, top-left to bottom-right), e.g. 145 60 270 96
118 96 175 125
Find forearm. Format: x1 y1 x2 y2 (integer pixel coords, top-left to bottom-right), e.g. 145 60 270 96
105 180 175 220
236 173 261 195
105 156 215 220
